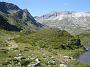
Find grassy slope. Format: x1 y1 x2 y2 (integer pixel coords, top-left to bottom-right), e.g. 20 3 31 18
0 28 89 67
14 28 72 48
78 34 90 45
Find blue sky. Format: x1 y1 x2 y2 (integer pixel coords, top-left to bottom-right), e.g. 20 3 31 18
2 0 90 16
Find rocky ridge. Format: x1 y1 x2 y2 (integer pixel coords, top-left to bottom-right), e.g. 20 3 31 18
0 2 42 31
35 11 90 35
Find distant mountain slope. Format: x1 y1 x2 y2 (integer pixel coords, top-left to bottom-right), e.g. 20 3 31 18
0 14 21 31
35 11 90 35
0 2 42 31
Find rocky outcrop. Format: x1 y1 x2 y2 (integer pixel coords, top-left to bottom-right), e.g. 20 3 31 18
0 2 43 31
35 11 90 35
0 2 20 14
0 15 21 31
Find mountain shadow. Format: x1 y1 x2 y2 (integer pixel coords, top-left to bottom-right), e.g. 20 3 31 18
0 15 21 31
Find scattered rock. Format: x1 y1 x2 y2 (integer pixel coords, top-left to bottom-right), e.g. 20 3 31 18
30 57 36 60
19 54 22 56
48 60 56 65
28 64 36 67
63 56 69 59
63 56 74 62
35 58 40 63
85 48 89 51
60 64 67 67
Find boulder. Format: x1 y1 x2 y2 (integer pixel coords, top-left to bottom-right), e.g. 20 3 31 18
28 64 36 67
60 64 67 67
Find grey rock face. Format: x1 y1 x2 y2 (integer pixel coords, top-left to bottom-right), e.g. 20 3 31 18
0 2 20 14
35 12 90 35
0 2 42 31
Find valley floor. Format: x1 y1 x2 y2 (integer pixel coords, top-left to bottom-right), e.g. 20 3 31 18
0 29 90 67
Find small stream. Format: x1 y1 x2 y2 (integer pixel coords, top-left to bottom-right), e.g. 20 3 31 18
78 46 90 64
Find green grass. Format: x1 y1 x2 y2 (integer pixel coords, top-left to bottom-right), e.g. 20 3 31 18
14 28 74 49
0 28 89 67
78 34 90 45
68 60 90 67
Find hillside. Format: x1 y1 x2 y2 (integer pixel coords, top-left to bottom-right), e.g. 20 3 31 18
0 2 42 31
78 34 90 45
0 2 89 67
0 28 85 67
0 14 21 31
35 12 90 35
14 28 82 50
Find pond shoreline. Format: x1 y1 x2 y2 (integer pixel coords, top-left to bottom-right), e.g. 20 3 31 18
76 46 90 64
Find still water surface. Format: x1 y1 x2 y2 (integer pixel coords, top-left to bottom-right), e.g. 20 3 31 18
78 46 90 64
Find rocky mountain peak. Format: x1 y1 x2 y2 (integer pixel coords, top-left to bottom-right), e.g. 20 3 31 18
0 2 20 13
0 2 43 31
35 11 90 35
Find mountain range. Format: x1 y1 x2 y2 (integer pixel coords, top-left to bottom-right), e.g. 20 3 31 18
0 2 90 35
0 2 90 67
35 11 90 35
0 2 42 32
